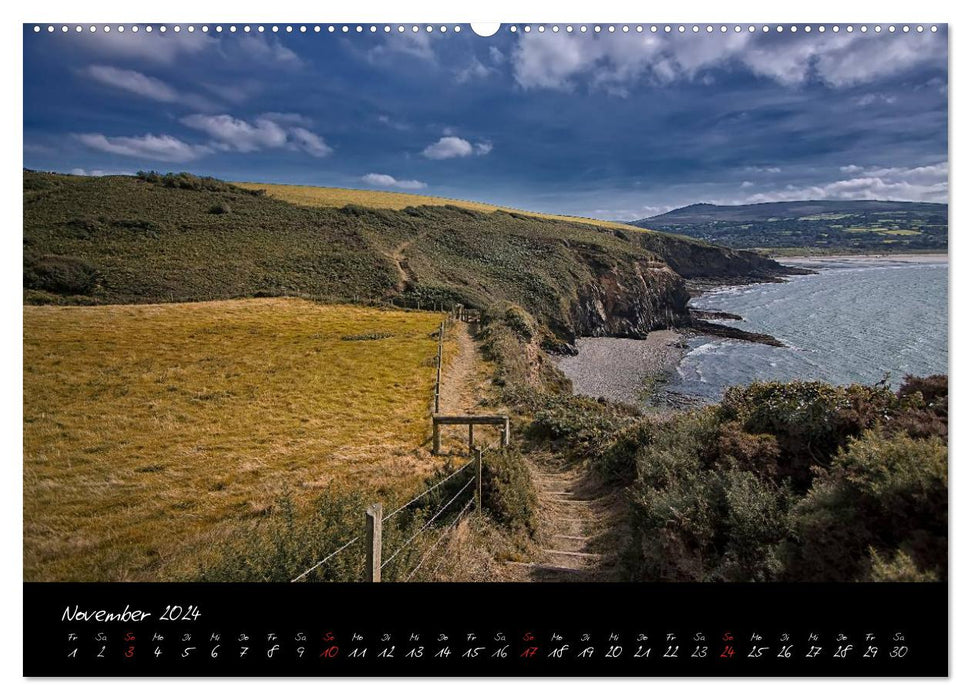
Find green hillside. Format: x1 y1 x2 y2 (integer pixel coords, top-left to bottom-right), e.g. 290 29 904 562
633 199 948 252
24 171 791 342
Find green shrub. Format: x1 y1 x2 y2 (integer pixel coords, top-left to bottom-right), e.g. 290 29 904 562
596 418 657 482
719 381 897 487
24 254 99 295
868 548 939 582
889 374 948 439
208 202 232 215
195 488 463 583
713 420 781 479
619 379 947 583
196 492 370 582
527 393 638 456
481 448 538 535
785 430 947 581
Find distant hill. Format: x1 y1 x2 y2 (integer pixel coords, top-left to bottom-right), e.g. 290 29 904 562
23 171 793 344
631 200 948 252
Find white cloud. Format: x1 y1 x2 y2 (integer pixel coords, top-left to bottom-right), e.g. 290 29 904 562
512 31 946 93
743 165 782 174
76 133 210 162
590 204 672 222
289 127 333 157
840 165 865 174
369 32 436 63
182 114 288 152
69 168 131 177
422 136 472 159
82 65 216 110
455 58 492 83
79 30 214 65
234 35 303 67
181 114 332 157
422 135 492 159
741 181 754 188
855 93 898 107
362 173 427 190
84 65 179 102
742 162 948 204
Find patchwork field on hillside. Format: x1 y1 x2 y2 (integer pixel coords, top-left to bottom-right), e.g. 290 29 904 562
23 298 451 581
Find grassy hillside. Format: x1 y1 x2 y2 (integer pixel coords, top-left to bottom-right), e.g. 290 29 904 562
24 171 790 341
23 299 451 581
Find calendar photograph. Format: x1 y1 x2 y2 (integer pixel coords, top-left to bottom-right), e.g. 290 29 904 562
21 21 948 677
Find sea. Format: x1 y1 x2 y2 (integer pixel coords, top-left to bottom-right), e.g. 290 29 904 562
668 256 949 402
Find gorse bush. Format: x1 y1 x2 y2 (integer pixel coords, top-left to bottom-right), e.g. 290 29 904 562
24 254 99 295
785 430 947 582
527 393 638 456
137 170 262 195
614 377 947 582
481 448 538 535
195 492 370 582
718 381 899 487
208 202 232 215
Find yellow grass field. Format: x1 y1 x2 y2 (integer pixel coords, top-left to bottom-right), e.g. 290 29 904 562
234 181 655 235
23 298 454 581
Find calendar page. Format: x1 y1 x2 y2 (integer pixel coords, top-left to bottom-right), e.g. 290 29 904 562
21 20 948 677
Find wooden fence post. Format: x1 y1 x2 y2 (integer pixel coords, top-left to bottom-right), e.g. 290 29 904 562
365 503 382 582
432 421 441 455
468 423 474 454
435 321 444 414
502 416 510 448
474 448 483 515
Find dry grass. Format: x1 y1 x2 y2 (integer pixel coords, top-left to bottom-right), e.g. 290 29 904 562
234 181 655 235
23 298 456 581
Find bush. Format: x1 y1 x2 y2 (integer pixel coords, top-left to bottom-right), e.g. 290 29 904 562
477 305 572 395
889 374 948 439
868 548 939 582
785 430 947 581
713 420 780 479
719 381 897 487
208 202 232 215
481 448 538 535
629 462 791 582
596 418 657 482
24 255 99 295
618 378 947 583
196 492 370 582
527 393 639 456
195 487 467 582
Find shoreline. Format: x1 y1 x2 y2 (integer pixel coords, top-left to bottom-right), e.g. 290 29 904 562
554 331 686 407
773 252 948 265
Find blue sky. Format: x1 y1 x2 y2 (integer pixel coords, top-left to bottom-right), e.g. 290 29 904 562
23 24 948 220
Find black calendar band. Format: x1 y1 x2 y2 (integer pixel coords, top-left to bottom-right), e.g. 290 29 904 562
24 582 947 677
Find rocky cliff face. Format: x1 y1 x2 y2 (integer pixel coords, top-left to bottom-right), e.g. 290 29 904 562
568 261 691 340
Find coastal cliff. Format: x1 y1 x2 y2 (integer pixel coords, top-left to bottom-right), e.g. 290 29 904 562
24 171 795 344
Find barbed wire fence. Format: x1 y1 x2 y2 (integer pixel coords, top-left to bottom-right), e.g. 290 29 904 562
290 447 485 583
